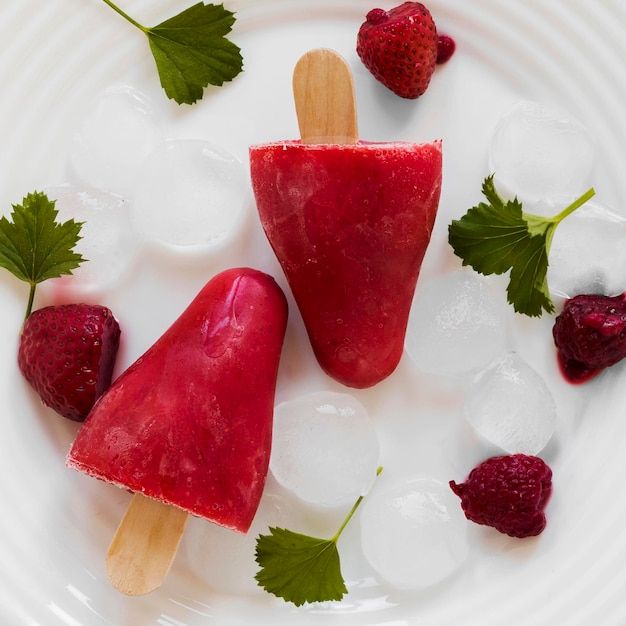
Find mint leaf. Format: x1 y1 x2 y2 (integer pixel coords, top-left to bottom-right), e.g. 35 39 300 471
0 191 84 319
448 175 595 317
147 3 243 104
101 1 243 105
255 466 383 605
255 529 346 606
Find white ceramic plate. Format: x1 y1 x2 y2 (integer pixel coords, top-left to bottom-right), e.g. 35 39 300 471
2 1 626 624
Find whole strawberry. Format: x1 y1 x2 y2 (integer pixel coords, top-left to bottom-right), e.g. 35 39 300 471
552 293 626 384
449 454 552 538
18 303 121 421
357 2 438 99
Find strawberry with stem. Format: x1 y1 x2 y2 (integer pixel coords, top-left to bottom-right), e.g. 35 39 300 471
0 190 121 421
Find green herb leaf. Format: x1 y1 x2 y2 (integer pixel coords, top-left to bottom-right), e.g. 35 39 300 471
102 1 243 105
255 528 346 606
448 175 595 317
255 466 383 606
0 191 84 319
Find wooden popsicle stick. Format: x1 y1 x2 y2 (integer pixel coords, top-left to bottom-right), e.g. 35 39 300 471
293 48 358 144
105 493 189 596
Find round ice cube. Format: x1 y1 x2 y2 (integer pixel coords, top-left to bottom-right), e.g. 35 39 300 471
405 271 507 377
489 100 594 202
68 86 163 195
131 140 248 255
39 185 136 295
270 391 380 507
360 478 469 589
544 199 626 301
462 352 557 455
184 491 297 596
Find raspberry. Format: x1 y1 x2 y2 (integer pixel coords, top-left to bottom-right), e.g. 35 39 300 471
552 293 626 383
449 454 552 538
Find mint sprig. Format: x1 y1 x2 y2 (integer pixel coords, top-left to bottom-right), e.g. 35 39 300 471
448 175 595 317
255 467 383 606
0 192 85 320
101 1 243 105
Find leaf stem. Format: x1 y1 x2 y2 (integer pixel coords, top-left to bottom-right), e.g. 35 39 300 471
553 187 595 223
100 0 147 32
332 466 383 542
24 283 36 322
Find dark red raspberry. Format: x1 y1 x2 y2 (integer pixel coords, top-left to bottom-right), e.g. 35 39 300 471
449 454 552 538
552 293 626 384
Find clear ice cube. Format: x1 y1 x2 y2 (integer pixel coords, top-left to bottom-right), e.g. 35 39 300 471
462 352 557 455
360 477 469 589
131 140 248 254
405 271 507 377
68 86 163 196
270 391 380 507
545 199 626 301
489 100 594 202
40 185 136 296
183 491 297 596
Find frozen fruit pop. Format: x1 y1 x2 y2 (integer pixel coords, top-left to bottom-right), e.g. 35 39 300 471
249 49 442 388
66 267 288 593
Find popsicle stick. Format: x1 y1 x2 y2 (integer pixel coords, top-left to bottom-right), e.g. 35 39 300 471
106 493 189 596
293 48 358 144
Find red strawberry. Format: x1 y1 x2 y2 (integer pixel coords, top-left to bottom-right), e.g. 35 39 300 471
552 293 626 384
450 454 553 538
357 2 439 99
18 303 121 422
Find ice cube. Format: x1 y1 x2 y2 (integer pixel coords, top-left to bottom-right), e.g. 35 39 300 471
131 140 248 254
40 185 136 296
360 477 469 589
405 271 507 377
489 100 594 203
68 86 163 195
270 391 380 507
462 352 557 455
544 199 626 302
184 491 297 596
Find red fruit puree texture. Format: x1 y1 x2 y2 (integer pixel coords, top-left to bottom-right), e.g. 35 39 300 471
552 293 626 384
67 268 288 533
450 454 553 539
250 140 442 389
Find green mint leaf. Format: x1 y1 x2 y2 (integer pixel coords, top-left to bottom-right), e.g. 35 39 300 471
448 176 529 276
448 175 595 317
505 230 553 316
147 3 243 104
102 1 243 105
255 528 347 606
255 466 383 606
0 192 85 318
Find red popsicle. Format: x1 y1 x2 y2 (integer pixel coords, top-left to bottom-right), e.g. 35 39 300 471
249 50 442 388
66 267 288 593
